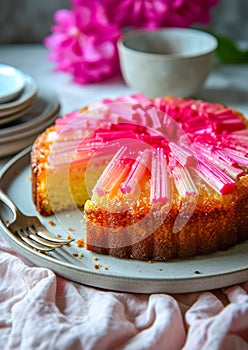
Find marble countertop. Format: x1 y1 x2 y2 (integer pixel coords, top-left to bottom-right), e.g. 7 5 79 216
0 43 248 168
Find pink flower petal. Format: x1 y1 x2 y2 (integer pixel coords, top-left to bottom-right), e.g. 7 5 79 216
103 0 219 28
44 0 121 84
82 36 102 62
54 9 75 30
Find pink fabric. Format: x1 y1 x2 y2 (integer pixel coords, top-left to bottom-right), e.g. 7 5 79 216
0 234 248 350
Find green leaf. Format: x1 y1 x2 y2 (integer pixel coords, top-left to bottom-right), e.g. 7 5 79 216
209 31 248 64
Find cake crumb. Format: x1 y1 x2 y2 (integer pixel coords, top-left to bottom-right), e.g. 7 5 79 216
48 220 56 227
78 253 83 259
94 263 101 269
147 260 153 264
57 234 62 238
73 253 78 257
6 219 10 225
68 228 74 232
103 266 108 271
194 270 201 275
66 236 72 246
77 239 84 248
93 256 98 261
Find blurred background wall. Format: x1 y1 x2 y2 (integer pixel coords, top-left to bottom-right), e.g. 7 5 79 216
0 0 247 44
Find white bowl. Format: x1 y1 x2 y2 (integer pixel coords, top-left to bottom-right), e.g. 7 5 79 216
118 28 218 98
0 64 25 103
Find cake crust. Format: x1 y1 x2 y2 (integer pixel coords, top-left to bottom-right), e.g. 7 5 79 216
85 176 248 260
31 126 56 216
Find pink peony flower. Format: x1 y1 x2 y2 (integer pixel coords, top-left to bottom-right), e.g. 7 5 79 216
44 0 121 84
45 0 219 84
103 0 219 29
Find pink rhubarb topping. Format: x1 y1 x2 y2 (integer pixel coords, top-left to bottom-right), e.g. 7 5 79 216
50 95 248 201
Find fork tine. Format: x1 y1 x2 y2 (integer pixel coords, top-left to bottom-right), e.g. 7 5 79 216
32 223 74 244
27 227 66 248
37 231 73 244
0 188 73 251
15 229 56 252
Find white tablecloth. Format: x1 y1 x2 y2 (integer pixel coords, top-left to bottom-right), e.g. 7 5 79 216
0 44 248 350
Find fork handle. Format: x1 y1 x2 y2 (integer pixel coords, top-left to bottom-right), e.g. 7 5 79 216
0 188 18 220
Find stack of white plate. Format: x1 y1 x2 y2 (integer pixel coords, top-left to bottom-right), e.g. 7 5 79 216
0 64 60 157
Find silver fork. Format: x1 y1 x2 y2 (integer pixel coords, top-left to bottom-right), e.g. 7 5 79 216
0 188 73 252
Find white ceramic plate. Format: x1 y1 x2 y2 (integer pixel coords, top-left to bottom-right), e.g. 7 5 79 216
0 111 59 157
0 148 247 293
0 100 35 127
0 74 37 115
0 86 60 141
0 64 25 103
0 86 60 157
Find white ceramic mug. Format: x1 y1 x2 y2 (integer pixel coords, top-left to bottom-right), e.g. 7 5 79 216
118 28 218 98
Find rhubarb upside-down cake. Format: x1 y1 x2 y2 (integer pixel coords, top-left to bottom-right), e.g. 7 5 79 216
31 95 248 261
